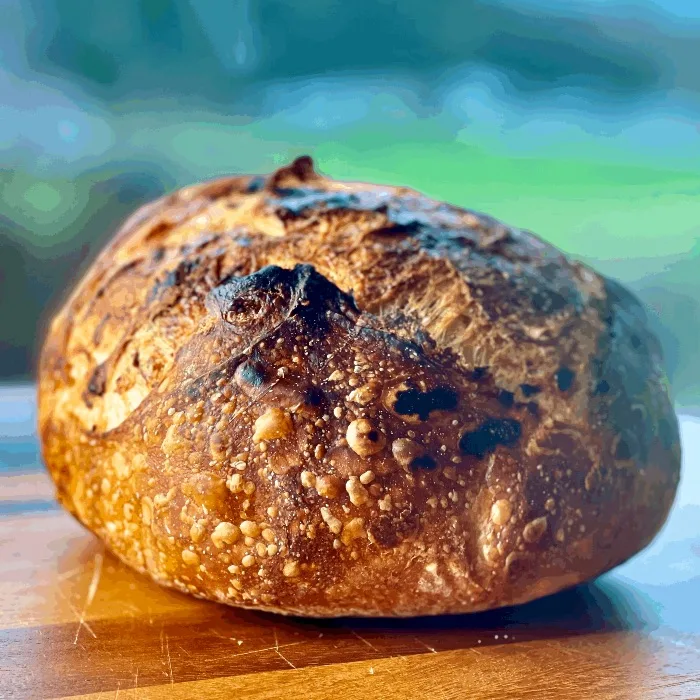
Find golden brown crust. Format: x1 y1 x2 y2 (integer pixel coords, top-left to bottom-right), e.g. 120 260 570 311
38 157 681 616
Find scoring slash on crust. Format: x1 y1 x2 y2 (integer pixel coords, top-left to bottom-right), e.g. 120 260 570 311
38 157 680 617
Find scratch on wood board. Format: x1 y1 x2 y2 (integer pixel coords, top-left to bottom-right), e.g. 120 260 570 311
273 627 298 669
414 637 438 654
73 553 103 644
165 632 174 685
350 629 380 653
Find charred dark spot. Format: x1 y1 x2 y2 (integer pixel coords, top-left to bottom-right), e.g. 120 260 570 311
469 367 489 381
208 264 358 335
520 384 541 397
393 386 459 421
185 382 201 400
132 353 140 368
245 176 265 193
497 390 515 408
87 365 107 397
388 209 430 229
238 360 266 388
152 247 166 262
271 189 362 217
531 287 571 314
594 379 610 395
371 221 422 237
271 187 310 198
411 327 433 348
459 418 521 459
150 259 198 300
369 516 400 548
526 402 539 416
305 386 327 408
409 454 437 470
397 339 428 362
166 259 196 286
615 437 633 461
555 367 575 392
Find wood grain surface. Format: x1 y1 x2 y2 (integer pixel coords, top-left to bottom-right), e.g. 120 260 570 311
1 385 699 699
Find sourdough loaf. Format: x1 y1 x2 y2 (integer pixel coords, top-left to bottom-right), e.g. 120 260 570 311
38 157 680 616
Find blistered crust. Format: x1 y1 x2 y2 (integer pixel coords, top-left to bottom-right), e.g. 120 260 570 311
38 157 680 616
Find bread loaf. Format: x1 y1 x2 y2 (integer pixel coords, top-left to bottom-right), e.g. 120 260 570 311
38 157 680 616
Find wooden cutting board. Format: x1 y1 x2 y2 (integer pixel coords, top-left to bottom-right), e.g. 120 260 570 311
1 385 699 699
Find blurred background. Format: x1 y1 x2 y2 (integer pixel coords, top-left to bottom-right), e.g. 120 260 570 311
1 0 699 406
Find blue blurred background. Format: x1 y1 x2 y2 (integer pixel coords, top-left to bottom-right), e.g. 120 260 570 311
1 0 699 406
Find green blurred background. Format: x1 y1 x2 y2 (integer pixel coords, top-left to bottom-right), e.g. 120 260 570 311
1 0 699 406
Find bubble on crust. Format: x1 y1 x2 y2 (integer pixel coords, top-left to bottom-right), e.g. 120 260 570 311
161 424 185 456
359 470 375 485
226 473 244 493
316 474 341 498
182 550 200 566
240 520 261 538
189 520 206 543
378 494 392 511
283 560 301 577
347 384 379 406
141 496 154 526
211 522 240 549
321 506 342 534
253 407 293 443
523 516 548 544
112 453 131 480
300 470 317 489
341 517 366 545
490 499 512 526
482 543 500 565
346 419 386 458
346 476 369 506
